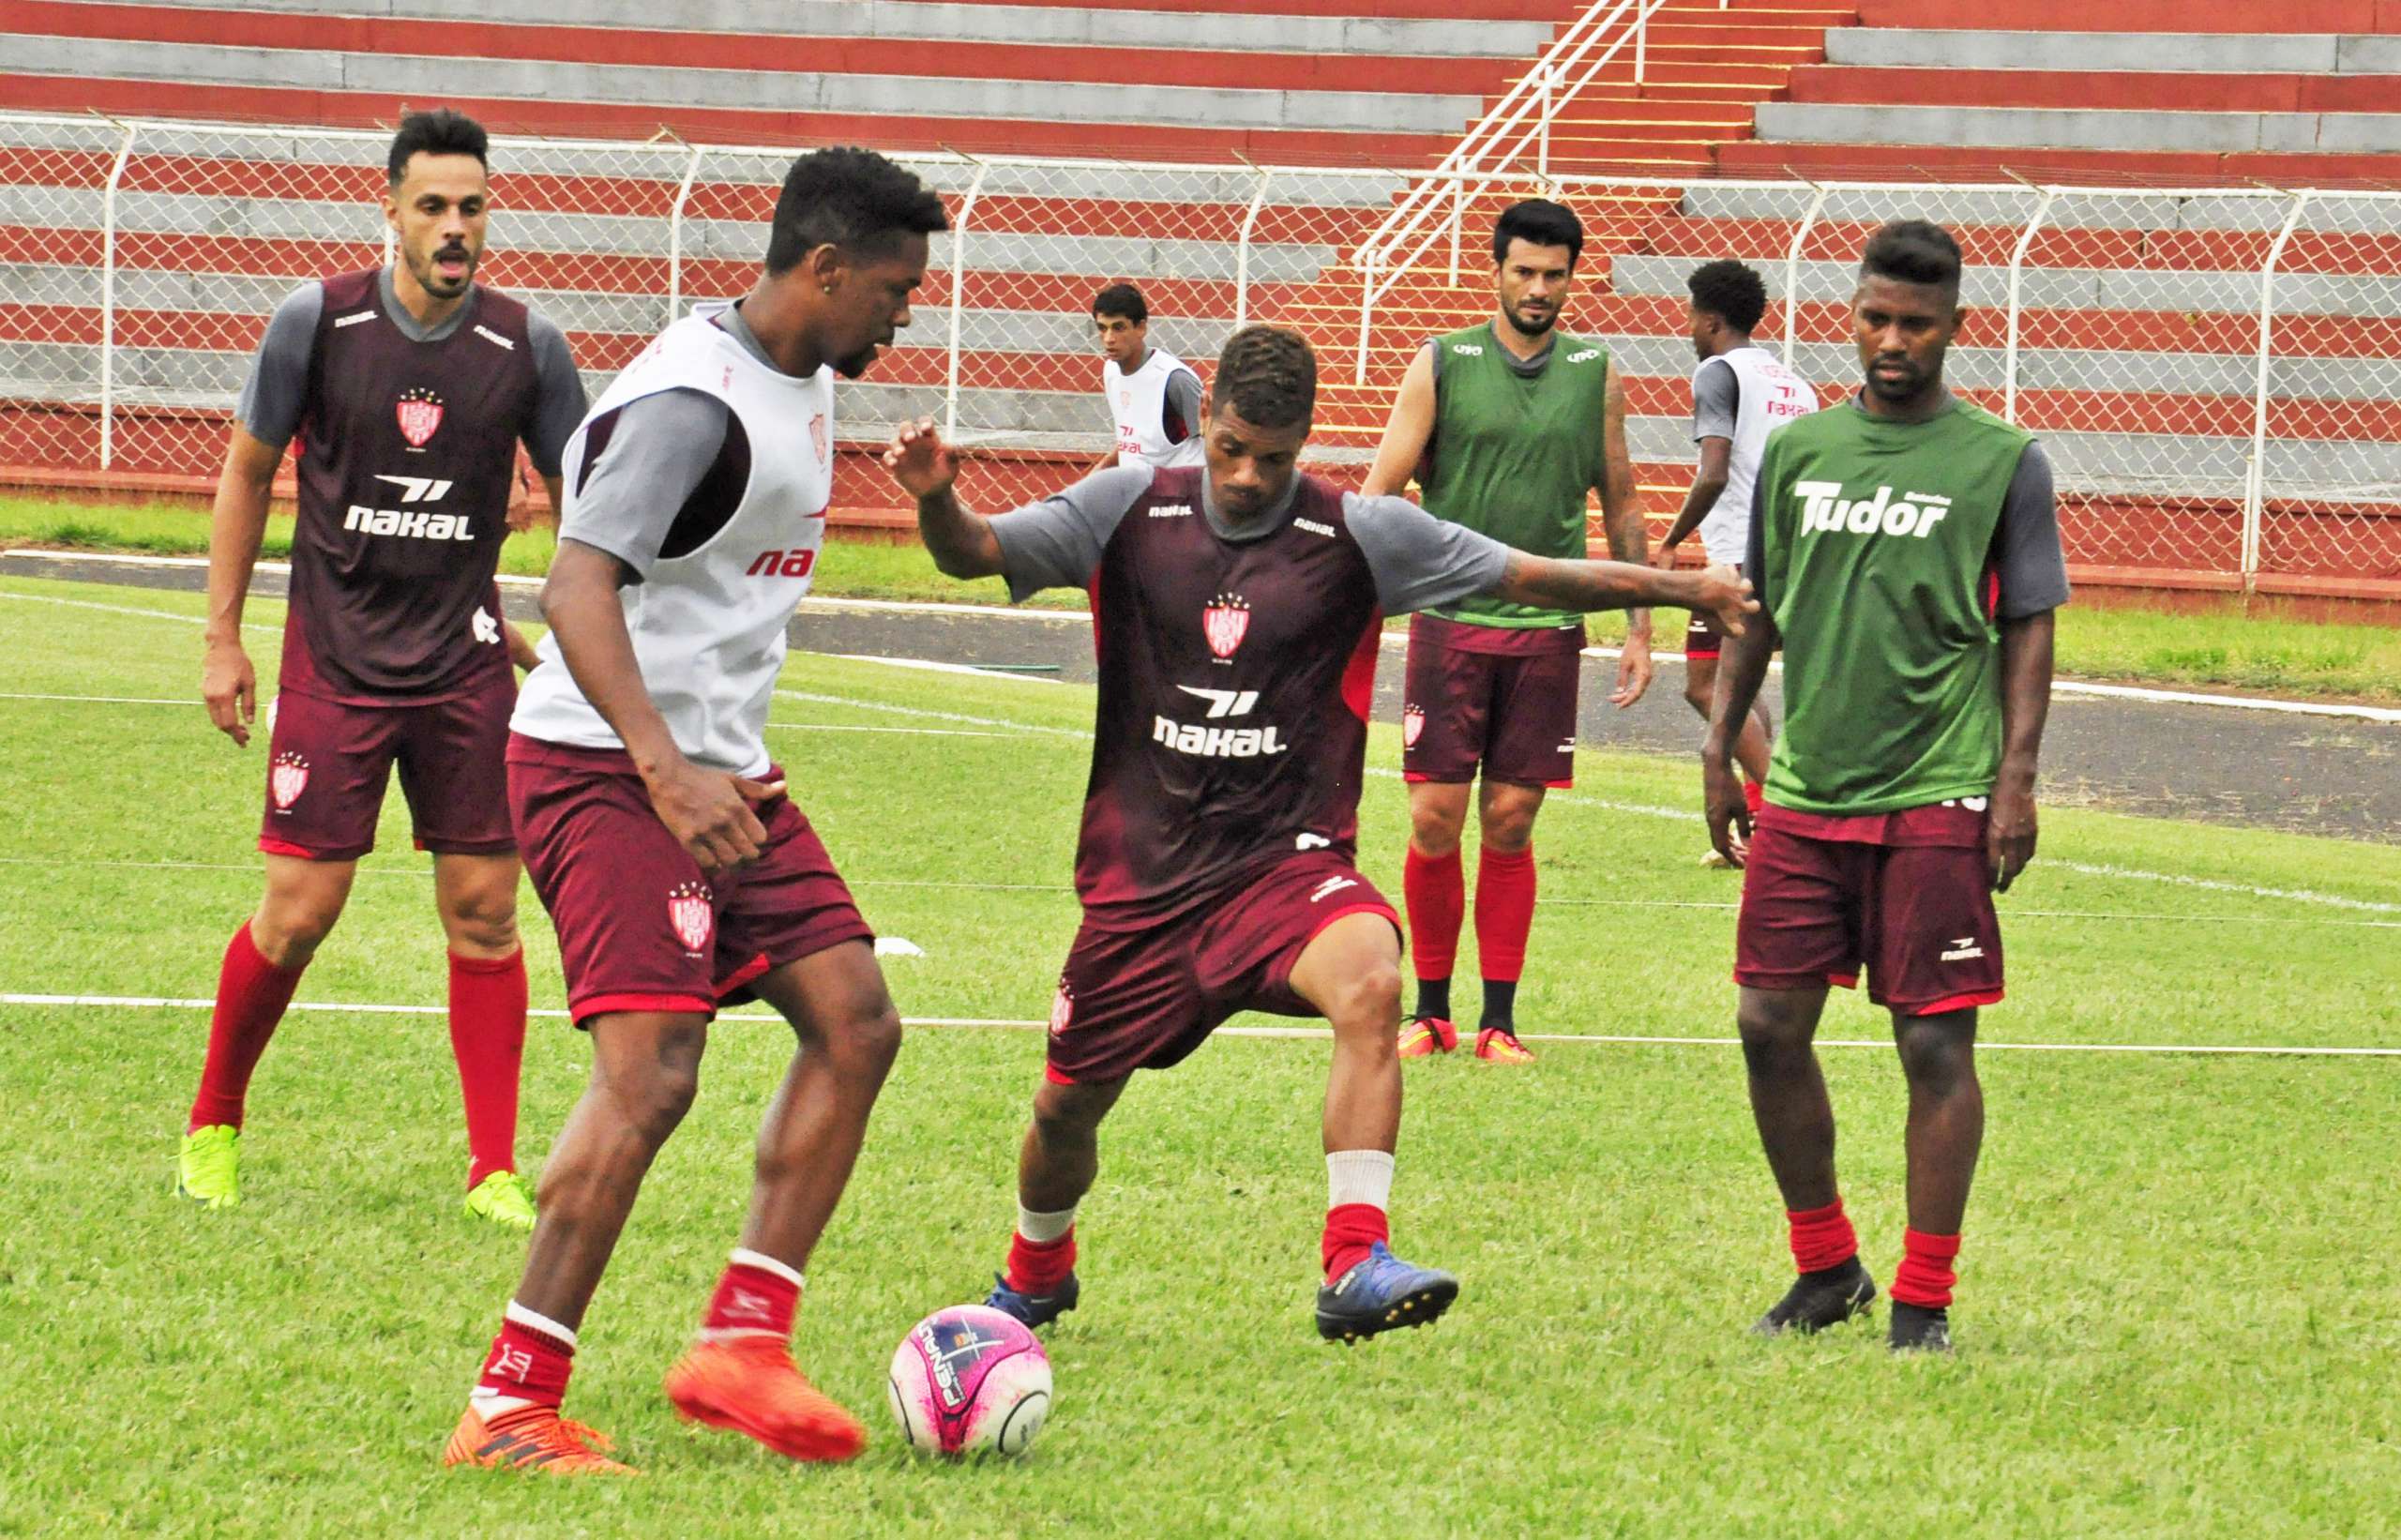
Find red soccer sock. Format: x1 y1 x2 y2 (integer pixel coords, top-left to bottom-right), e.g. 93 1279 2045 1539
1402 844 1464 986
187 922 307 1132
700 1249 803 1341
477 1305 576 1411
1787 1199 1860 1275
1743 779 1765 818
1321 1203 1389 1282
1473 844 1536 984
1891 1228 1963 1308
1005 1229 1078 1295
448 950 528 1188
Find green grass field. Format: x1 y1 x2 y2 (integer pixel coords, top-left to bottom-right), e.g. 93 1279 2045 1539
1 571 2396 1536
7 492 2400 701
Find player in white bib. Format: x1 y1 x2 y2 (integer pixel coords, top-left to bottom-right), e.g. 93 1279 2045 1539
1654 260 1820 858
1092 281 1204 470
447 147 948 1478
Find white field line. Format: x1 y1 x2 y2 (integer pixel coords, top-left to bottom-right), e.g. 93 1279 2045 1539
8 991 2395 1058
8 550 2397 722
0 589 280 635
0 691 190 705
828 654 1063 684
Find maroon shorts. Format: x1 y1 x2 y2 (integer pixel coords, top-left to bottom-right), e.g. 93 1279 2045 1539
1045 851 1400 1085
507 734 874 1027
1400 612 1582 789
259 671 516 861
1732 804 2004 1017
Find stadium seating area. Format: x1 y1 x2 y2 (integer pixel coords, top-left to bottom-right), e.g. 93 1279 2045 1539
2 0 2398 596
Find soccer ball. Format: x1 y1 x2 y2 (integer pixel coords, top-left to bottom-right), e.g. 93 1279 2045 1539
886 1305 1052 1460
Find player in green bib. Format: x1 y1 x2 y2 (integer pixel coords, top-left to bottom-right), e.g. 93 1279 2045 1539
1364 200 1651 1065
1704 221 2069 1352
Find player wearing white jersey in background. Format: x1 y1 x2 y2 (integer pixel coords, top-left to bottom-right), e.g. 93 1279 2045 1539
1092 281 1204 472
1655 260 1819 859
445 147 947 1478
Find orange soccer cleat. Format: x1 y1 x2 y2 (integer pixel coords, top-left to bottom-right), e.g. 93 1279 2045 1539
444 1403 637 1475
663 1336 868 1462
1473 1026 1536 1064
1397 1016 1458 1058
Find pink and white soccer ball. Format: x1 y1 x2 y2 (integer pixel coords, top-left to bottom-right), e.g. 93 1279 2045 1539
887 1305 1052 1459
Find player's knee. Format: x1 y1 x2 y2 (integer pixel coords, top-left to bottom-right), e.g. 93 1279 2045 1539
1410 808 1464 858
1329 961 1405 1036
835 1001 904 1080
1032 1079 1119 1142
1683 675 1714 712
253 894 343 963
441 891 519 956
1894 1016 1975 1094
1737 1000 1811 1072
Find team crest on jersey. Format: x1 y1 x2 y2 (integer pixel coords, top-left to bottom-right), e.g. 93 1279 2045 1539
1402 704 1426 747
1202 593 1251 658
269 752 309 809
667 881 714 955
808 412 828 467
1049 983 1074 1035
395 387 444 447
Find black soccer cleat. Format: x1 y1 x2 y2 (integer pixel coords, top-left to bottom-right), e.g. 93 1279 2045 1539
1315 1243 1459 1344
1887 1302 1954 1353
985 1270 1079 1331
1751 1257 1879 1337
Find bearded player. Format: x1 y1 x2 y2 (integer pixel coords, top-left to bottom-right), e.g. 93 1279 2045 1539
182 108 588 1224
445 147 947 1474
1706 221 2067 1353
887 325 1752 1344
1362 199 1651 1065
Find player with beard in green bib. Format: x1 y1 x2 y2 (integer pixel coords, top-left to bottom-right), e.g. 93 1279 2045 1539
1704 220 2069 1353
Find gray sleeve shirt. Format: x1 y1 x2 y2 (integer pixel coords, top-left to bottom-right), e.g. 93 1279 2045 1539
987 472 1510 614
555 386 732 580
1691 355 1738 443
1164 367 1203 445
523 310 589 477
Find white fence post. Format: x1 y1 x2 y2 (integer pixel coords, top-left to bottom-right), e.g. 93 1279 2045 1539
1779 181 1825 370
1448 173 1466 286
1355 245 1381 386
1634 9 1647 84
1536 68 1553 180
2245 189 2310 594
665 143 702 328
2002 187 2056 426
1234 166 1272 333
98 118 136 473
945 159 989 442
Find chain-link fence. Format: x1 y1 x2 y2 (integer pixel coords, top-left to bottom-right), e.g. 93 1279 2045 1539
4 112 2398 596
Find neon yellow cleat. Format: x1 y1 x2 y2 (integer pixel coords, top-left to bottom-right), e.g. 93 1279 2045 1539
176 1125 242 1208
465 1170 536 1230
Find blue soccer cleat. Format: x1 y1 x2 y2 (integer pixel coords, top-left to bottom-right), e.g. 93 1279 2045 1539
1315 1243 1458 1343
985 1270 1080 1330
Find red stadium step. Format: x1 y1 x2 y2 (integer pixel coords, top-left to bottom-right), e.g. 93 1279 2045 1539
0 0 1526 98
0 74 1463 167
1713 139 2401 185
1855 0 2401 30
1788 67 2401 114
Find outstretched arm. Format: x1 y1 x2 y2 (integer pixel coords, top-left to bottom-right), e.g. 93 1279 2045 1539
1990 610 2055 892
1483 549 1751 628
885 417 1005 580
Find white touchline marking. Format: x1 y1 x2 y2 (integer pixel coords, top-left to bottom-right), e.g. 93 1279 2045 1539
0 691 191 706
0 590 280 635
772 688 1088 737
765 721 1006 739
9 992 2394 1057
833 654 1063 684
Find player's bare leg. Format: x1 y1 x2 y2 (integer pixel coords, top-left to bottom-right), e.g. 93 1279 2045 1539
1886 1008 1981 1351
451 1008 703 1475
986 1077 1124 1329
1399 780 1472 1056
433 852 533 1224
1471 779 1544 1062
1289 911 1458 1341
178 854 356 1207
1739 984 1877 1337
666 940 901 1460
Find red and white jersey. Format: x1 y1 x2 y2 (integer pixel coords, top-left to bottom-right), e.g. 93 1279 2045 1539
512 304 833 776
1702 344 1820 566
1106 348 1204 470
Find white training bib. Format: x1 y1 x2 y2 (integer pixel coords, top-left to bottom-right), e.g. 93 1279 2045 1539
1106 348 1204 469
512 305 834 776
1699 344 1820 566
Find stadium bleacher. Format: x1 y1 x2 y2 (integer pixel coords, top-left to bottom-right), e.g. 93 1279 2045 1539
2 0 2397 596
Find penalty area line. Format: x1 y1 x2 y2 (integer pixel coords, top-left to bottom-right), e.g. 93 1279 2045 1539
9 992 2395 1058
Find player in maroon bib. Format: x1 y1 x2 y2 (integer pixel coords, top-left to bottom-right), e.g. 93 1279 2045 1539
888 325 1754 1344
180 110 587 1226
